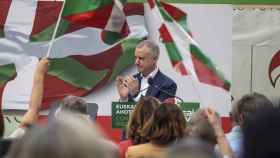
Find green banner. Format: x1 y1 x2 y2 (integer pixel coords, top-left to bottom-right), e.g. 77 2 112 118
112 102 200 129
179 102 200 122
112 102 136 129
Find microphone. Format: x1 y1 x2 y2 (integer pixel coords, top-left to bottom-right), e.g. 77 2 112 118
148 78 184 103
129 79 149 98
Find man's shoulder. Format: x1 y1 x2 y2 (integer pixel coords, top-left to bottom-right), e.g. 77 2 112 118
156 70 176 85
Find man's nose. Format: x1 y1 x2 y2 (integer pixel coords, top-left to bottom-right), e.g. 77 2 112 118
135 58 139 65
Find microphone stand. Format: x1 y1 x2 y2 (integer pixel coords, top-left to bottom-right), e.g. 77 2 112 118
148 78 184 103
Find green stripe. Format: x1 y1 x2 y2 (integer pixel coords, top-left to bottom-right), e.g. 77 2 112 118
0 64 16 86
48 57 108 90
30 19 69 42
120 0 128 5
190 44 231 87
156 1 174 22
63 0 113 17
178 16 192 34
0 29 4 38
102 31 123 45
165 42 183 63
128 0 280 4
109 38 142 81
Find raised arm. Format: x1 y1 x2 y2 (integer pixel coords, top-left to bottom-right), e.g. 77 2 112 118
205 107 235 158
19 57 49 127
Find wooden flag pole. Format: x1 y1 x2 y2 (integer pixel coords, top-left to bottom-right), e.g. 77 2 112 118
46 0 66 57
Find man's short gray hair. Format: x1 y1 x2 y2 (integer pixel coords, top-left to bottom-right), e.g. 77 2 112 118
136 40 159 59
60 95 88 115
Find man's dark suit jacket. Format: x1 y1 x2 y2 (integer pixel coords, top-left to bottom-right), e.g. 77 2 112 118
129 70 177 102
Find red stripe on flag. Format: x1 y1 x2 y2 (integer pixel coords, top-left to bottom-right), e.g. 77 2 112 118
64 22 84 34
191 54 230 91
161 1 186 21
123 3 144 16
173 61 188 76
72 44 122 70
120 21 130 37
159 24 173 42
147 0 156 9
43 71 112 109
0 0 12 31
42 44 124 109
42 74 88 109
30 1 63 35
42 45 124 109
64 4 113 29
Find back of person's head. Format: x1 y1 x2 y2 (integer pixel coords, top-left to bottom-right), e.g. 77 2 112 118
236 92 273 127
243 106 280 158
167 137 218 158
127 96 160 144
142 103 187 146
57 95 88 115
7 113 118 158
188 109 217 147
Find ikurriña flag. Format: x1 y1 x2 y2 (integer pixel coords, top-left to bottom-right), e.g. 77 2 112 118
0 0 146 110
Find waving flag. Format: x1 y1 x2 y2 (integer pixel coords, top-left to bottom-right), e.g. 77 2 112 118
0 0 146 110
0 0 230 112
146 0 230 91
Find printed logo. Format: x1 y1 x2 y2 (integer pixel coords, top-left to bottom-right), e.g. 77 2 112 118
269 49 280 88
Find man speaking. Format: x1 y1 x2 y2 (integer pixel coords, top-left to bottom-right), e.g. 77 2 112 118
116 40 177 102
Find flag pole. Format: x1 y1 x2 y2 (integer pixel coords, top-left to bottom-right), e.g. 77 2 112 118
46 0 66 57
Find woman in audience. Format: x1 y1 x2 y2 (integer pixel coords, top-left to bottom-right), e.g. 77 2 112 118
7 112 119 158
119 96 160 158
125 103 187 158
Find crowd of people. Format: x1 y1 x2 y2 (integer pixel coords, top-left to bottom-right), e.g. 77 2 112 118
0 40 279 158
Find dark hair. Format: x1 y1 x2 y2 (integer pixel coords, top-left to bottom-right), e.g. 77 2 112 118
229 102 240 124
243 106 280 158
236 92 273 127
60 95 88 115
142 103 187 145
127 96 160 144
0 110 4 137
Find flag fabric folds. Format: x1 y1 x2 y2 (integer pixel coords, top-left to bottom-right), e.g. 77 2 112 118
0 0 230 110
147 0 230 91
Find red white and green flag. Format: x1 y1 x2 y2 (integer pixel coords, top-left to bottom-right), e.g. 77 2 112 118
0 0 146 110
0 0 231 115
146 0 231 91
